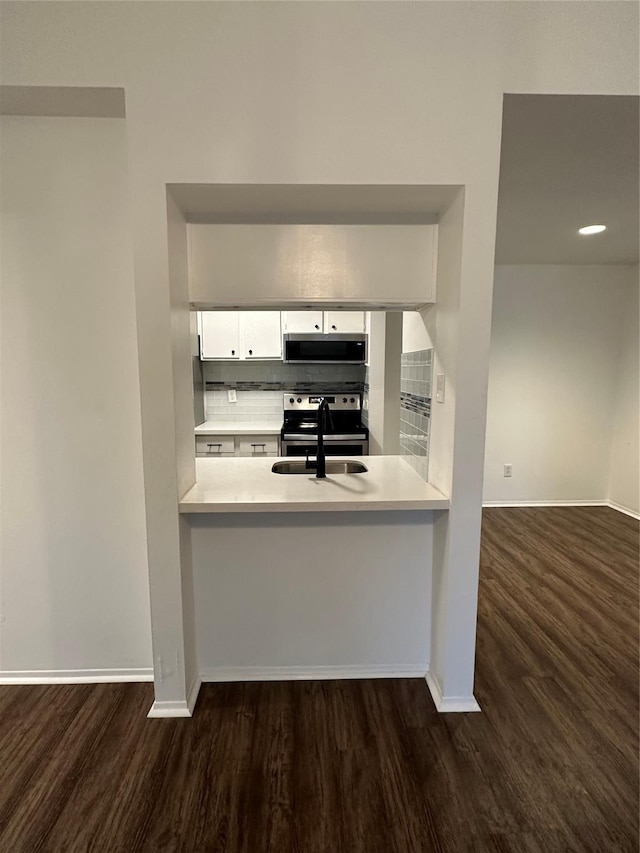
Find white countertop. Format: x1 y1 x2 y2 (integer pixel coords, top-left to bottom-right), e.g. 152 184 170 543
195 420 282 436
179 456 449 513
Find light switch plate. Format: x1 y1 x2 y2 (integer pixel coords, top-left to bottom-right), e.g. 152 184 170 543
228 389 237 403
435 373 445 403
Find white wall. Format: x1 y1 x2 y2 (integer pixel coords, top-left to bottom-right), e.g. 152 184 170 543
403 311 434 353
608 267 639 515
1 1 637 707
0 117 152 678
191 512 431 677
428 189 486 703
366 312 402 455
484 265 633 505
166 192 199 705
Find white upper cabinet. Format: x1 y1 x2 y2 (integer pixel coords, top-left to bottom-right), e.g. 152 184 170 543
323 311 365 333
281 311 364 334
199 311 281 360
189 224 438 308
200 311 240 359
281 311 324 333
241 311 282 359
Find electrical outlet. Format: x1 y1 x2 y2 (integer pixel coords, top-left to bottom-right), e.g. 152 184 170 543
503 463 513 478
228 388 237 403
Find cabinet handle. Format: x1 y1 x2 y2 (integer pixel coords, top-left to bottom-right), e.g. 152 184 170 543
231 349 235 355
314 324 320 330
331 324 337 330
207 443 222 450
248 349 253 355
251 443 266 448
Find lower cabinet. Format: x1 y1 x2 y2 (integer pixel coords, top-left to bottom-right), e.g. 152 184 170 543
196 434 279 458
196 436 235 457
237 435 279 456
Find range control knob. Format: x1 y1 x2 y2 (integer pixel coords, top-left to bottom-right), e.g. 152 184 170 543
297 397 302 403
350 397 355 403
342 397 348 403
289 397 295 404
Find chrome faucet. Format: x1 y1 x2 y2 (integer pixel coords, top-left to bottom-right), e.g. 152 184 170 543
305 398 332 478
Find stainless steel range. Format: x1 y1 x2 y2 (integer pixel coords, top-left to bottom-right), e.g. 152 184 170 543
280 393 369 457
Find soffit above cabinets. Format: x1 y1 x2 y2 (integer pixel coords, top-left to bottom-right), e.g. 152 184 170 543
188 223 438 310
0 85 126 118
168 183 459 225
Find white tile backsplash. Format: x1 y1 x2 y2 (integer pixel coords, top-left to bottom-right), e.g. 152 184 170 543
202 361 365 423
205 389 283 421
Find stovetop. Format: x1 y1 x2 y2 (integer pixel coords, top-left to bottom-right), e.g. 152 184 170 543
281 392 367 437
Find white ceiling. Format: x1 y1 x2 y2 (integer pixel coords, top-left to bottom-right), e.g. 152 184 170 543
496 94 639 265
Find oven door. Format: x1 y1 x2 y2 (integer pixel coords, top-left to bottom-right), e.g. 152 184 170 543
280 438 368 457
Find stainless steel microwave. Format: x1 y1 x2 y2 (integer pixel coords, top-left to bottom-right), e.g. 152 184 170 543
283 333 367 364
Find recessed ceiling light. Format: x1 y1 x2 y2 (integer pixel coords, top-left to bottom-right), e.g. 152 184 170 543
578 224 607 235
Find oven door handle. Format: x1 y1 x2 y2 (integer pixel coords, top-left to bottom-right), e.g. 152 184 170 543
282 433 368 442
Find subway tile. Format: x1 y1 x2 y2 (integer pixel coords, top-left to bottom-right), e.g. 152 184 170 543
399 348 433 481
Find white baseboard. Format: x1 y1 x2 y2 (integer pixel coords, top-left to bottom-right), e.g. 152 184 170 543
482 499 639 520
608 500 640 520
200 664 429 682
0 667 153 685
425 671 481 713
482 499 608 508
147 700 192 718
147 676 202 718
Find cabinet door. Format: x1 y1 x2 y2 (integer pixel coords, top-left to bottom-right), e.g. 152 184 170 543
242 311 282 359
195 436 235 456
200 312 240 359
282 311 324 333
324 311 366 333
237 435 279 456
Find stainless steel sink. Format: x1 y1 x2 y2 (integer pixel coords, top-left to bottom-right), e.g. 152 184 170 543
271 460 369 475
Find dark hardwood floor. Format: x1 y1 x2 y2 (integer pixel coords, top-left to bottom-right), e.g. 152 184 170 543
1 507 637 852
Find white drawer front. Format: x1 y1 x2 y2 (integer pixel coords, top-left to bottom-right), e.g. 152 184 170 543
196 436 235 456
238 435 279 456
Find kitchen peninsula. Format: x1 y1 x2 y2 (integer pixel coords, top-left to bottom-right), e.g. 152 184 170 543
180 455 449 513
180 454 449 696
